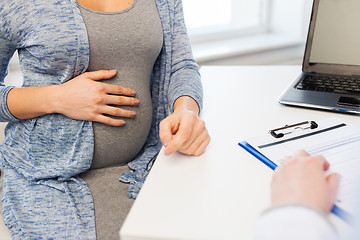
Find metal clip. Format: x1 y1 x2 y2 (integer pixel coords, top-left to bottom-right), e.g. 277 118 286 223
269 121 318 138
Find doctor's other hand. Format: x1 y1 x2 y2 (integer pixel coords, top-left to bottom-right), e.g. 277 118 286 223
159 96 210 156
271 150 340 214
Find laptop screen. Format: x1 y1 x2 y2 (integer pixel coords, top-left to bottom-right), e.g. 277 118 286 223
304 0 360 74
309 0 360 66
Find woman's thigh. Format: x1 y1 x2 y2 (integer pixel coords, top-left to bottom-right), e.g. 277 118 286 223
0 165 134 240
80 165 135 240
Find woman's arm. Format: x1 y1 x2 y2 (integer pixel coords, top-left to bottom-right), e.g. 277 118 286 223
167 0 203 114
7 70 140 126
158 0 210 156
173 95 199 114
1 30 140 126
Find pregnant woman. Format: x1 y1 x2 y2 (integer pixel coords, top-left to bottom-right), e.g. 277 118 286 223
0 0 210 239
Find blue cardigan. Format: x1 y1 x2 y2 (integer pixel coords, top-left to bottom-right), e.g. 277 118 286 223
0 0 203 238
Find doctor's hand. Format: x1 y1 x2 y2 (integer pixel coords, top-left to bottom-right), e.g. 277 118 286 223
159 96 210 156
271 150 340 214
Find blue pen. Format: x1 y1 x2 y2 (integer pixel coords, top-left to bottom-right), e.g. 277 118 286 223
238 141 355 224
238 141 277 170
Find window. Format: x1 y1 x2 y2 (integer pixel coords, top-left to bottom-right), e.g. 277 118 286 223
182 0 270 42
181 0 313 64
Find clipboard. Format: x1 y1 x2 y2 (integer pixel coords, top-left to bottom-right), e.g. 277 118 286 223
238 117 360 224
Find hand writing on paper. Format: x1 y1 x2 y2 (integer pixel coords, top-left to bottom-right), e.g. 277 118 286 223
271 150 340 213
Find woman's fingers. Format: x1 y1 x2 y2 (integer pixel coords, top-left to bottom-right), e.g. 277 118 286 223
159 110 210 156
84 70 140 121
193 136 211 156
93 114 126 127
83 69 118 81
103 83 137 96
56 69 142 126
85 70 137 97
101 105 137 118
104 94 140 106
180 129 211 156
165 114 195 153
176 119 208 155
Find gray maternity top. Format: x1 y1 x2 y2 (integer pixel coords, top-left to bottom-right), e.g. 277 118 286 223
78 0 163 238
79 0 163 170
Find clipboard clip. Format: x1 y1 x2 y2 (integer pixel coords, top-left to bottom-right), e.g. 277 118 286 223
269 121 318 138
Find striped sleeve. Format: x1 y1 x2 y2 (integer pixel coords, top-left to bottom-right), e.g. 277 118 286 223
0 33 19 122
167 0 203 114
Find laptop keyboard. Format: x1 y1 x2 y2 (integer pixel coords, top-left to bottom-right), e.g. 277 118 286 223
296 75 360 95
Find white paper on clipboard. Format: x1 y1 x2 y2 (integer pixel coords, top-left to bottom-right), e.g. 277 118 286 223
247 117 360 221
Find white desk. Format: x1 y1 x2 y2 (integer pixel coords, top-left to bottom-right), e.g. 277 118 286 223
120 66 359 240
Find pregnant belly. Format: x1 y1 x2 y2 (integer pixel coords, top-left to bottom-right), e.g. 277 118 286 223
91 92 153 169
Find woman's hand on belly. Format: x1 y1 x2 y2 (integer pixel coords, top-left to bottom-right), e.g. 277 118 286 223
7 70 138 125
52 70 140 126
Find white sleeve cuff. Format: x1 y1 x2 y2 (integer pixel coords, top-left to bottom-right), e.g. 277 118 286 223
253 205 339 240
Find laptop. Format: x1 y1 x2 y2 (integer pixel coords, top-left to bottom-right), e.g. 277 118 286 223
278 0 360 114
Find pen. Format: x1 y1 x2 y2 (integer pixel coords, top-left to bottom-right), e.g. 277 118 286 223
238 141 277 170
